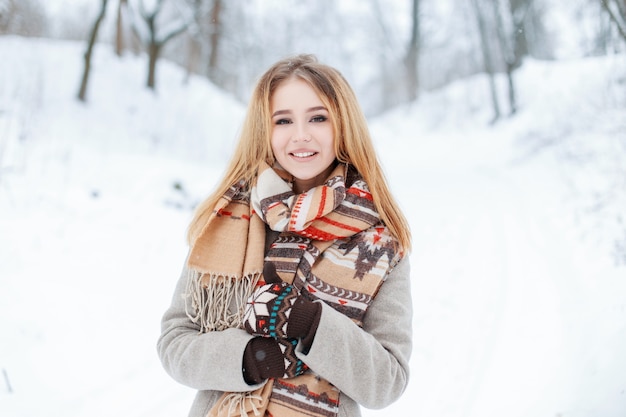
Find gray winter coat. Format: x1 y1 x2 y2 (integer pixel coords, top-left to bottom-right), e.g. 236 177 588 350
157 236 413 417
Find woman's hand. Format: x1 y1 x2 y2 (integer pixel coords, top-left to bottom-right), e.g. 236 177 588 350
242 337 308 384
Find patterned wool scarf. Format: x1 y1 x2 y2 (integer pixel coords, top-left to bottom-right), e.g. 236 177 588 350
186 162 403 417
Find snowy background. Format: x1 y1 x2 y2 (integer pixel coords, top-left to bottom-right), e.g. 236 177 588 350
1 35 625 417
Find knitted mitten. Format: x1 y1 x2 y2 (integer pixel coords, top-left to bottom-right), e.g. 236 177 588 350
244 262 321 340
242 337 308 384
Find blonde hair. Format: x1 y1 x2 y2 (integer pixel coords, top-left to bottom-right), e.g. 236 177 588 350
187 54 411 252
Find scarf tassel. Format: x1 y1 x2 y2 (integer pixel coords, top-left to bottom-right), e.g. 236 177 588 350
217 391 263 416
185 269 261 332
208 380 274 417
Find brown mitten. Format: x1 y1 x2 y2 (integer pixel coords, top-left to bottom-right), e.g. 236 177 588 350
242 337 308 384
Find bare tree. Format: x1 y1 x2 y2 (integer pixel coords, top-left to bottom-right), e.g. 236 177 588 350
600 0 626 42
130 0 191 89
207 0 222 80
115 0 129 56
368 0 400 111
404 0 421 102
183 0 222 83
182 0 202 80
470 0 501 122
0 0 47 37
509 0 530 64
466 0 539 121
77 0 109 102
493 0 522 115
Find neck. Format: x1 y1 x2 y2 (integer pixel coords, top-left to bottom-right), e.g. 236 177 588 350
293 179 315 194
292 162 338 194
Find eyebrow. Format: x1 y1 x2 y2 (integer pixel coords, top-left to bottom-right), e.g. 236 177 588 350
272 106 328 117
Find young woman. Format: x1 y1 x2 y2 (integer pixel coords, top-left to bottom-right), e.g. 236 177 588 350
158 54 413 417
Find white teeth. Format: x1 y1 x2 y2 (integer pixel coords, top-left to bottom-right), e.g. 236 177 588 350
292 152 315 158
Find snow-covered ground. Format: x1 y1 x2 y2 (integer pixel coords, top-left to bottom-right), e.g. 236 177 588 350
1 36 625 417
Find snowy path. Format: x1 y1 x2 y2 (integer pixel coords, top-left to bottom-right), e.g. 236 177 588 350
373 138 626 417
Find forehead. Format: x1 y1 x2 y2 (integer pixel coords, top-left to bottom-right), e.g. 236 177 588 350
271 78 325 109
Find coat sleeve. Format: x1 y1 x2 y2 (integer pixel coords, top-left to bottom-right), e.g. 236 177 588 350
295 257 413 410
156 263 263 393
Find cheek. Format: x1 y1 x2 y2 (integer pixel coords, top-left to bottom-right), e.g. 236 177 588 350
270 133 288 164
320 127 336 151
270 132 281 155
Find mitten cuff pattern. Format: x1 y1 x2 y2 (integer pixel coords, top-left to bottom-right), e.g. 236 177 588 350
244 281 298 338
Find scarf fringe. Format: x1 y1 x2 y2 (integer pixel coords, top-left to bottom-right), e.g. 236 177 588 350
218 391 264 416
185 269 261 332
208 381 274 417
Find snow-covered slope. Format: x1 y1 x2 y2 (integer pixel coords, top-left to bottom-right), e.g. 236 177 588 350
1 36 624 417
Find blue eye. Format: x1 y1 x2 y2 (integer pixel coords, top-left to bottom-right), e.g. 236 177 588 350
275 118 291 125
311 115 327 123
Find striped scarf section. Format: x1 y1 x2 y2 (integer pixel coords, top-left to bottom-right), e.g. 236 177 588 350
187 162 403 417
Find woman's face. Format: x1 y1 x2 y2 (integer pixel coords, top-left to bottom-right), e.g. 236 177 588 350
270 77 336 194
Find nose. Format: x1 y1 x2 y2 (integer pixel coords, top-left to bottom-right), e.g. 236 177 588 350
292 122 311 142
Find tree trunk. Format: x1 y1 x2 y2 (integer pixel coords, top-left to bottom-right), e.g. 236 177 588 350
508 0 530 68
404 0 420 102
494 0 517 115
184 34 200 83
147 41 160 89
137 0 188 90
115 0 128 56
184 0 203 82
471 0 500 122
77 0 108 102
368 0 395 110
208 0 222 80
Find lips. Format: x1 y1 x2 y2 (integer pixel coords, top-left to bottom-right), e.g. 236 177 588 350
290 151 317 158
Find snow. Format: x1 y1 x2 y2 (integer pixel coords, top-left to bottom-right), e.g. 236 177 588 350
1 36 625 417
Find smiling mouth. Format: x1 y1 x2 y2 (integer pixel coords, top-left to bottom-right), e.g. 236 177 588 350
291 151 317 158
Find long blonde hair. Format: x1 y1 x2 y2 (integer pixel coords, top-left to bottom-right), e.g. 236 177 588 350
187 54 411 252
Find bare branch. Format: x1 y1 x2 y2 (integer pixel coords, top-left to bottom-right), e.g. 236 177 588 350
160 19 189 44
600 0 626 42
